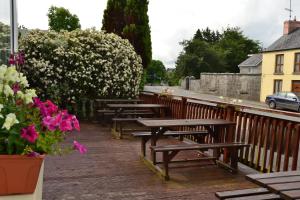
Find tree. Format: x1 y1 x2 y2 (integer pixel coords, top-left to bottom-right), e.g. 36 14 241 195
101 0 152 69
146 60 166 84
193 27 221 44
217 27 261 72
175 27 261 78
47 6 81 32
102 0 126 36
175 39 227 78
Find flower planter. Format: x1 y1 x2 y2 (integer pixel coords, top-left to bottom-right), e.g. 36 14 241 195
0 155 44 196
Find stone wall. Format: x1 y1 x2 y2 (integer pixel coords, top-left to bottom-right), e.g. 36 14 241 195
181 73 261 101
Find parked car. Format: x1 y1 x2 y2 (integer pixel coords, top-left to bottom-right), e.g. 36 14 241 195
265 92 300 112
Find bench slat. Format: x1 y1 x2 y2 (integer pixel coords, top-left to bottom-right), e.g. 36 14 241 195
281 189 300 200
132 130 208 137
151 143 250 152
246 171 300 180
225 193 280 200
215 188 269 199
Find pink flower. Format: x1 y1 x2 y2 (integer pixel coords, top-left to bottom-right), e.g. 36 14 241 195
43 113 62 131
73 141 87 154
33 97 42 107
34 99 58 117
72 116 80 131
27 151 40 157
12 83 20 94
59 117 73 131
21 125 39 143
44 100 58 116
9 54 15 65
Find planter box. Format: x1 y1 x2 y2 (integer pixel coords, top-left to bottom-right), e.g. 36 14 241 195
0 155 44 198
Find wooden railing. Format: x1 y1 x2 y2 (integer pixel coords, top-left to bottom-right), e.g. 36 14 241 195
140 92 300 173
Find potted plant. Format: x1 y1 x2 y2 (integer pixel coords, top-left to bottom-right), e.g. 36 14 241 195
0 65 87 197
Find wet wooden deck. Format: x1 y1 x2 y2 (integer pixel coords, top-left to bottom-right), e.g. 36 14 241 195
43 123 257 200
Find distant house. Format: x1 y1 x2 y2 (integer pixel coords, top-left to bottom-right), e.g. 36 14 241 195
238 53 262 74
260 19 300 101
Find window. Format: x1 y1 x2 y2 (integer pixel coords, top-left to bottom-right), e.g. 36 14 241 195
287 92 297 99
294 53 300 73
277 92 286 97
275 54 284 73
274 80 283 94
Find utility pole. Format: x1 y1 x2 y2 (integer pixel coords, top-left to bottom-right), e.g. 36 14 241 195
10 0 18 54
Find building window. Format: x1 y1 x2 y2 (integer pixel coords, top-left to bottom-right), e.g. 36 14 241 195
273 80 282 94
275 54 284 73
294 53 300 73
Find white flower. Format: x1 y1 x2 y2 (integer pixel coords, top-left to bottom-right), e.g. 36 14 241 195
3 85 14 97
0 104 3 118
4 66 19 83
2 113 19 130
24 89 37 104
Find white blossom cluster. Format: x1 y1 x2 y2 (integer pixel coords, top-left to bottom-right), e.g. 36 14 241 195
19 29 143 101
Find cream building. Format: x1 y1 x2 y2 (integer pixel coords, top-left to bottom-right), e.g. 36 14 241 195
260 19 300 101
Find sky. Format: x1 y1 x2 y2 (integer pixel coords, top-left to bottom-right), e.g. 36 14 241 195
1 0 300 68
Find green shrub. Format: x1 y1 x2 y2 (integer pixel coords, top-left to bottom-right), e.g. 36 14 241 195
19 29 143 104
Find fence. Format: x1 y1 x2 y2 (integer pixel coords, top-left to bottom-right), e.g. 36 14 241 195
140 92 300 173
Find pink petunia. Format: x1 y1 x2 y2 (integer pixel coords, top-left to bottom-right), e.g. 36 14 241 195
21 125 39 143
72 116 80 131
12 83 20 94
44 100 58 116
59 118 73 132
43 113 62 131
73 141 87 154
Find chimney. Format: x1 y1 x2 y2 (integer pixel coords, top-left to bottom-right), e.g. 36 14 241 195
283 17 300 35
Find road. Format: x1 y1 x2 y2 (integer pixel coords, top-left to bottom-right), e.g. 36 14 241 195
143 86 300 122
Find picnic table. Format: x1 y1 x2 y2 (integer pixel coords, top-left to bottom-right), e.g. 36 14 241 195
136 118 248 180
246 171 300 200
107 104 169 139
107 104 168 118
96 99 144 120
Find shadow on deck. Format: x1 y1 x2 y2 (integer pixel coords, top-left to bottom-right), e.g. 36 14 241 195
43 123 258 200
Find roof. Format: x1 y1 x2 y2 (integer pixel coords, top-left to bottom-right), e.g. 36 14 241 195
238 53 262 67
265 28 300 52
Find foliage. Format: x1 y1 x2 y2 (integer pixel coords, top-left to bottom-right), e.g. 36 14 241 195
0 65 86 155
175 27 261 78
47 6 81 32
176 39 227 79
146 60 166 84
217 27 261 72
0 22 10 65
102 0 126 36
19 29 143 104
102 0 152 69
166 69 180 86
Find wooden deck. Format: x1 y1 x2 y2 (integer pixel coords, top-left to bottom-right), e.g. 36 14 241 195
43 123 257 200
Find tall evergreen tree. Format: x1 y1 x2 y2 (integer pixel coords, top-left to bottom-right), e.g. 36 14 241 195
101 0 152 68
102 0 126 36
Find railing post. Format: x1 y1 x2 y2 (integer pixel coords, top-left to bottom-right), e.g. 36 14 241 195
179 97 187 141
180 97 187 119
223 105 235 163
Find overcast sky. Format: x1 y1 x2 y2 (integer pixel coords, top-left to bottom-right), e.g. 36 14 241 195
1 0 300 68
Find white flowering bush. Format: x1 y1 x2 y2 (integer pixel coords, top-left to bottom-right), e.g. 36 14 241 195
19 29 143 103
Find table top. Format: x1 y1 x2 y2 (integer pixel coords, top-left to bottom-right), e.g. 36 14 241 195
95 99 143 102
246 171 300 200
137 119 235 128
107 104 168 109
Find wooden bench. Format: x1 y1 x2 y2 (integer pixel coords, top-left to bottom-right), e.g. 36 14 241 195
215 188 280 200
111 118 158 139
132 130 209 156
150 143 250 180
